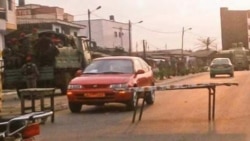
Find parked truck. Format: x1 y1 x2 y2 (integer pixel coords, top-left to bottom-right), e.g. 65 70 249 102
232 47 249 70
3 30 92 95
214 47 249 71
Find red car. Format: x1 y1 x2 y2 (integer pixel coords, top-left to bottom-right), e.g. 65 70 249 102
67 56 155 113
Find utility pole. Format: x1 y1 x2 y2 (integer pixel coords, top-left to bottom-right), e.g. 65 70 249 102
128 20 132 56
128 20 143 56
181 27 184 60
143 40 146 60
87 6 101 49
88 9 91 48
136 42 138 56
181 27 192 60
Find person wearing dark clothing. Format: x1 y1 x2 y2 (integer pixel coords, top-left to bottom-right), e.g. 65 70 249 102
18 33 31 65
21 56 40 88
35 35 59 66
170 57 177 76
164 59 171 78
158 60 166 80
2 45 13 69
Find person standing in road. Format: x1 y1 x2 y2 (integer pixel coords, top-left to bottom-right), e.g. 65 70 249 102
158 60 166 80
21 56 40 88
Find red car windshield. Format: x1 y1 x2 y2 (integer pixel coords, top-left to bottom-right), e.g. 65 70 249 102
83 59 134 74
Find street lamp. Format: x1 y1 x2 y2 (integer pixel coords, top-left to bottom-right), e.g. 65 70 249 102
128 20 143 56
181 27 192 60
88 6 102 48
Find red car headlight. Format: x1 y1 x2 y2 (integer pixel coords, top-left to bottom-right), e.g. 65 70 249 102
110 83 128 91
68 84 83 90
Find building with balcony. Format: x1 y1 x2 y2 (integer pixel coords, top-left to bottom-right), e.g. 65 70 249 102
0 0 17 53
16 4 85 35
220 7 250 50
74 16 130 52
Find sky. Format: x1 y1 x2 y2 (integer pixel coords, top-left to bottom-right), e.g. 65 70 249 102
15 0 250 51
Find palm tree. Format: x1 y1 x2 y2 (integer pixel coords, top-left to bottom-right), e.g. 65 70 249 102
196 37 217 51
194 37 217 67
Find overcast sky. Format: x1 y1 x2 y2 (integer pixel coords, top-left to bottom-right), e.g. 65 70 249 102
16 0 250 51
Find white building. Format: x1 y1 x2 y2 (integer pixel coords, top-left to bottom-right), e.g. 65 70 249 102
75 16 130 52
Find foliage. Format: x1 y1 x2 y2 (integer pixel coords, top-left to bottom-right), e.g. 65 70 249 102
196 37 217 51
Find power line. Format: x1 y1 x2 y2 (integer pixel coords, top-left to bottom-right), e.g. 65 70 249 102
135 25 181 34
91 13 106 19
85 9 181 35
189 31 218 39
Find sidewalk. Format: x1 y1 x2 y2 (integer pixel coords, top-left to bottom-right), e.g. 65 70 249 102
0 91 68 117
0 72 206 117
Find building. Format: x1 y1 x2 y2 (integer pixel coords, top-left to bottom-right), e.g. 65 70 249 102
0 0 17 111
0 0 17 51
16 4 85 35
74 16 130 52
220 7 250 50
0 0 17 66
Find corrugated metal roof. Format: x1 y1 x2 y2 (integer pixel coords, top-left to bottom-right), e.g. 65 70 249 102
191 49 217 57
17 18 85 29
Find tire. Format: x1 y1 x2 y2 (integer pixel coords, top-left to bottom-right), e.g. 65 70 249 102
145 89 155 105
68 102 82 113
126 91 137 111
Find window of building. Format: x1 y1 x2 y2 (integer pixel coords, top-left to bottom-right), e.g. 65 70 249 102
74 32 77 37
114 32 118 37
0 1 6 20
119 32 123 37
55 28 60 33
8 0 12 11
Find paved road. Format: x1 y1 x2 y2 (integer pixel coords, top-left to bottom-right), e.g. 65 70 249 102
0 72 205 117
36 71 244 141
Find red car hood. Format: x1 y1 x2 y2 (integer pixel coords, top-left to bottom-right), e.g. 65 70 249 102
70 74 133 85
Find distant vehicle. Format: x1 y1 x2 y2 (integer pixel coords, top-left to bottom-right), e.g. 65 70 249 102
67 56 155 113
232 47 249 70
215 47 249 71
210 57 234 78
